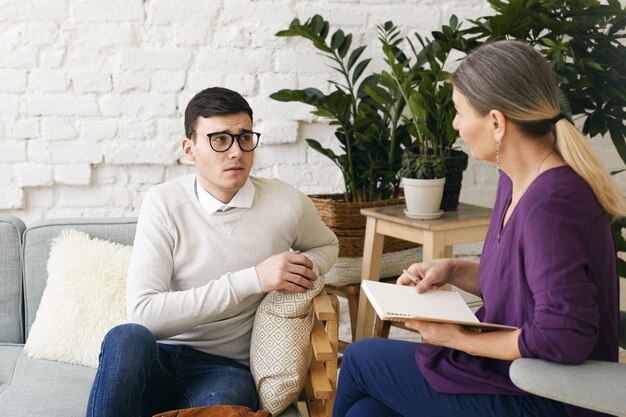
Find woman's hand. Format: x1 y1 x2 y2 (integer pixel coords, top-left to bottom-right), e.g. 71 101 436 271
398 259 455 293
406 319 523 361
404 320 467 349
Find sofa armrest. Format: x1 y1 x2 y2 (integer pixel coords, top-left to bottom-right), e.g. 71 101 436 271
510 358 626 416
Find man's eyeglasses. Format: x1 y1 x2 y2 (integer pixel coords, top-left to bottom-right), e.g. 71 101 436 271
190 131 261 152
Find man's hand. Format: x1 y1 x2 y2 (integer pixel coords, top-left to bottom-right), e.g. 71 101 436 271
397 259 454 293
255 251 317 293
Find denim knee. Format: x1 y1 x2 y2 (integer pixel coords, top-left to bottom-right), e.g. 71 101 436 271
104 323 154 348
99 323 158 371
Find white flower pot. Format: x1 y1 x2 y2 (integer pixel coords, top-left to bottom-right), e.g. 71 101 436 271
401 177 446 219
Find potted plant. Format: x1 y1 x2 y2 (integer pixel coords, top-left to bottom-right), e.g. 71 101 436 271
398 150 446 218
271 15 410 204
377 17 470 214
270 14 419 284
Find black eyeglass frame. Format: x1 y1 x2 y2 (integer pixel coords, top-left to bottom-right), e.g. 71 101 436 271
190 130 261 153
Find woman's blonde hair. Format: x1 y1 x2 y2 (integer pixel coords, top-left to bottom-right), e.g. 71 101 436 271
451 40 625 221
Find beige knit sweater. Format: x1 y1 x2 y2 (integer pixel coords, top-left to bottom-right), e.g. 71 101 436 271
126 175 338 363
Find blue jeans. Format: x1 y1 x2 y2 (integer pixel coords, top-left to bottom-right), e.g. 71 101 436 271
333 338 567 417
86 323 258 417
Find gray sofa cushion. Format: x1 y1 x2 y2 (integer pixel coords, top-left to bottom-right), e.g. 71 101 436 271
0 215 26 344
22 218 137 338
0 343 301 417
0 344 95 416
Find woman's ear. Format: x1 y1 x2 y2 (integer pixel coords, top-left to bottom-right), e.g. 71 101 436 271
489 110 507 144
181 137 195 161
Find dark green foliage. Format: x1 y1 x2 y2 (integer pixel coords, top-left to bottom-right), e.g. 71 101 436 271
271 15 411 202
398 150 446 180
378 17 469 179
465 0 626 167
271 15 466 197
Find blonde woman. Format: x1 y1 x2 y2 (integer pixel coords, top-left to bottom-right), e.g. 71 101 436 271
333 40 625 417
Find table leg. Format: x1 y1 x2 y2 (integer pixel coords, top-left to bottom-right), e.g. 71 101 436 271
354 216 385 341
422 232 453 291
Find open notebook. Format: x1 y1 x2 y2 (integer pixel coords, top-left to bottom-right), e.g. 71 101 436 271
361 280 516 331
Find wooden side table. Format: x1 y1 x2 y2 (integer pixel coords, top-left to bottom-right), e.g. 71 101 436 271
354 203 493 341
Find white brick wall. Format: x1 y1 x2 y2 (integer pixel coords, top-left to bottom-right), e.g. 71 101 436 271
0 0 623 229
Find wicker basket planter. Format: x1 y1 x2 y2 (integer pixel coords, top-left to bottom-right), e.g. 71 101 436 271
309 194 417 258
310 194 421 286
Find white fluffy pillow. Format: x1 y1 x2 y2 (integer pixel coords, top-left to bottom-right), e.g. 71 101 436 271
250 274 324 415
24 229 131 368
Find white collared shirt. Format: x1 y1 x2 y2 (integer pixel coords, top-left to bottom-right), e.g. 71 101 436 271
195 177 255 215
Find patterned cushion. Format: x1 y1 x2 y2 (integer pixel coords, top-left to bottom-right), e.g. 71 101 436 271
249 275 324 415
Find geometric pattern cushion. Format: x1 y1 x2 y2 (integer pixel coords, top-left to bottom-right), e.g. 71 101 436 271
24 229 131 368
250 274 324 415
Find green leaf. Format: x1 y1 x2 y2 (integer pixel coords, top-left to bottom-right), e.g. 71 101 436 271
347 45 367 70
607 119 626 166
352 58 372 84
309 15 325 34
408 92 427 123
320 21 330 40
305 138 339 163
331 30 345 50
557 87 573 120
449 14 459 30
269 88 324 105
363 84 394 107
338 33 353 58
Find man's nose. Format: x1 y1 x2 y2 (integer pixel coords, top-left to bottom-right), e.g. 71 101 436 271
227 139 244 157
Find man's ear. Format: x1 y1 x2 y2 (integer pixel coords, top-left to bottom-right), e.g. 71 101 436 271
489 109 507 144
181 137 195 161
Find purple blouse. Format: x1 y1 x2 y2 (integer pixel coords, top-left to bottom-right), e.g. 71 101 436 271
417 166 618 415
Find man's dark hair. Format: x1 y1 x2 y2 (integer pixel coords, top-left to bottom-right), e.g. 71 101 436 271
184 87 253 139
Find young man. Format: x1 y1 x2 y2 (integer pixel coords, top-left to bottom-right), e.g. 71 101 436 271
86 87 339 417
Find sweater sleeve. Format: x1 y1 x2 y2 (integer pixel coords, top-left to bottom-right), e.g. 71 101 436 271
126 188 262 339
290 190 339 276
517 198 599 364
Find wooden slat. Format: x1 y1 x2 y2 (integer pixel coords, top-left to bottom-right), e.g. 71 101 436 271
313 289 335 321
307 399 325 417
325 295 339 415
309 361 332 399
311 320 335 362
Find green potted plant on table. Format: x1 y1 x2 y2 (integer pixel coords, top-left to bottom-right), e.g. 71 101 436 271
377 17 469 217
270 15 419 287
398 150 446 218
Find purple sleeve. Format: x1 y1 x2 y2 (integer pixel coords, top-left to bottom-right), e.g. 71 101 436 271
517 199 599 364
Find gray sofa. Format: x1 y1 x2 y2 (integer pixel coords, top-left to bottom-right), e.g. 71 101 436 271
0 214 302 417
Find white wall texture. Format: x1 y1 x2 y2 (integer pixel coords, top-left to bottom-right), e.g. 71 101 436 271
0 0 624 225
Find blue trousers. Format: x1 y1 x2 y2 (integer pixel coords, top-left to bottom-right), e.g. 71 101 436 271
86 323 258 417
333 338 567 417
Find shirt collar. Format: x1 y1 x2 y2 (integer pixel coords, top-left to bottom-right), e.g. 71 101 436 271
195 177 255 215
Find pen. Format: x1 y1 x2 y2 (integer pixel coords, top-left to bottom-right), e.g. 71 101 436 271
402 269 421 285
